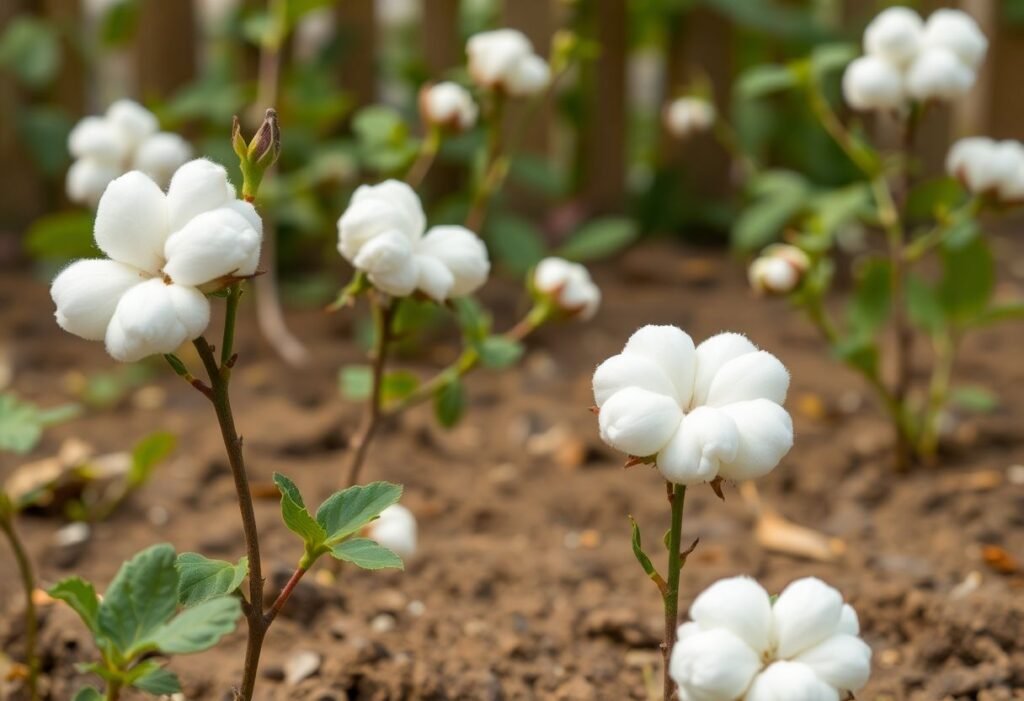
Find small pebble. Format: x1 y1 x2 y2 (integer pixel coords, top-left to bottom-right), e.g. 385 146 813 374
370 613 396 633
1007 464 1024 485
284 651 321 685
55 522 90 547
406 600 426 617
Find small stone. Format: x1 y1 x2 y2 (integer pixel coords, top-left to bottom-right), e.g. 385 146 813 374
55 521 90 547
370 613 396 633
132 385 166 410
577 529 601 549
1007 464 1024 485
464 619 488 637
406 600 426 617
284 651 321 685
372 589 406 614
878 648 901 668
147 505 169 527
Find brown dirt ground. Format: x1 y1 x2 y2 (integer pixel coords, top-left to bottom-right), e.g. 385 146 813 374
2 240 1024 701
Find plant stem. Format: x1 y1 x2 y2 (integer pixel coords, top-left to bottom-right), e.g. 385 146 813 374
105 680 122 701
918 331 957 460
0 517 39 701
345 299 397 486
662 482 686 701
265 566 308 624
465 92 507 233
405 126 442 189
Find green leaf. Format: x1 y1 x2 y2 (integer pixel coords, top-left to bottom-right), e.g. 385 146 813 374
629 516 659 580
129 432 176 487
951 386 999 414
315 482 403 544
968 302 1024 327
476 336 524 369
273 474 328 549
833 336 879 377
0 16 61 89
487 214 546 275
72 688 103 701
127 661 181 694
508 154 568 197
734 64 798 99
49 577 100 633
452 297 491 343
906 275 945 334
149 596 242 655
939 236 994 323
0 393 80 454
557 217 638 262
329 537 404 570
733 171 809 251
97 543 179 657
846 258 891 337
434 378 465 428
810 43 857 78
806 184 871 237
18 106 72 176
381 371 419 403
339 365 373 400
175 553 249 607
905 177 967 220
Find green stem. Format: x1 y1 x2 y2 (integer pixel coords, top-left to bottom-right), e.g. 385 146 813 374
465 92 507 233
222 283 241 368
345 298 396 486
0 517 39 701
806 81 878 176
105 679 122 701
405 126 442 189
903 197 981 262
918 331 957 460
712 118 758 180
662 483 686 701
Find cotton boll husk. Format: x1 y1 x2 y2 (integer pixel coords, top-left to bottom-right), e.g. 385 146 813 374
505 53 551 97
104 279 210 362
705 350 790 407
417 226 490 297
413 253 455 301
795 634 872 692
162 207 262 286
863 6 923 67
842 56 905 111
93 171 170 273
743 661 840 701
622 325 697 408
105 99 159 148
51 260 146 341
593 354 679 407
353 230 418 297
165 159 235 232
66 159 120 208
689 576 774 654
669 628 762 701
657 407 740 485
68 116 129 162
771 577 845 659
691 333 758 407
923 8 988 70
368 504 417 558
716 399 793 481
133 133 192 187
597 386 683 458
906 48 975 101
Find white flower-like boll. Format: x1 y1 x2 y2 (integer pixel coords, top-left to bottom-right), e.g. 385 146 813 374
51 159 262 362
670 576 872 701
905 47 975 102
419 82 478 132
337 180 490 301
66 99 192 207
664 97 716 139
841 56 905 112
592 326 793 485
466 29 551 97
922 9 988 70
368 504 417 558
946 137 1024 203
533 257 601 320
863 6 923 67
749 245 811 296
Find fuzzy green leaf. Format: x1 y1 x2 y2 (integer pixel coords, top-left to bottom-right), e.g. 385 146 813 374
273 473 328 548
315 482 403 543
939 236 994 323
557 217 637 262
629 517 658 579
127 661 181 694
97 544 179 657
329 537 404 570
434 379 465 428
49 577 100 633
175 553 249 607
476 336 524 369
129 432 176 487
148 596 242 655
338 365 373 400
846 258 891 337
0 393 80 454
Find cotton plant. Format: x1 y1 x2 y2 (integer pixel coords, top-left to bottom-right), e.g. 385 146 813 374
591 325 793 700
47 113 408 701
670 576 872 701
664 96 716 140
66 99 191 207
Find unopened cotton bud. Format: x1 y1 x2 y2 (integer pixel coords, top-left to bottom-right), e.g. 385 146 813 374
368 504 417 558
906 47 975 101
922 8 988 70
749 244 810 295
863 6 923 67
248 108 281 168
420 82 478 132
842 55 905 111
533 257 601 320
664 97 715 138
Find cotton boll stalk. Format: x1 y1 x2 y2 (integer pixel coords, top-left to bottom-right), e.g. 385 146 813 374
863 6 923 67
367 504 417 558
669 628 762 701
133 133 193 188
663 97 715 139
533 257 601 320
922 8 988 70
749 244 810 296
842 56 905 112
419 82 478 132
906 48 976 102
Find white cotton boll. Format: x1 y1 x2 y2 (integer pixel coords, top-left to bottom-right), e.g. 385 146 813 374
705 350 790 407
597 386 683 457
353 230 418 297
93 171 170 274
593 354 678 407
105 99 159 149
558 276 601 320
66 159 121 208
842 56 905 112
133 133 192 188
744 661 840 701
421 82 478 131
167 284 213 340
772 577 844 659
467 29 534 89
691 333 758 407
923 9 988 70
657 407 739 485
749 257 797 295
795 634 872 692
906 48 975 102
689 576 774 654
104 279 210 362
716 399 793 481
195 0 241 31
68 116 129 162
945 136 995 191
863 6 923 67
294 8 336 61
417 226 490 297
162 207 262 286
622 325 697 409
837 604 860 636
51 260 146 341
664 97 716 139
413 253 455 302
534 257 601 320
505 53 551 97
338 180 426 261
368 504 417 558
669 628 762 701
165 159 235 232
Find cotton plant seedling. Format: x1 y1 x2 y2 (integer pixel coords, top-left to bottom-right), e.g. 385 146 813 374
669 576 871 701
0 491 41 700
591 325 794 700
46 112 407 701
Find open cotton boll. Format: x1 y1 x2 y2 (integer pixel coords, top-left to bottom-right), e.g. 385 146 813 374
416 226 490 297
906 48 975 101
657 408 739 486
664 97 716 138
165 158 237 232
104 279 211 362
93 171 170 274
51 260 147 341
597 386 684 458
669 628 762 701
106 99 159 148
690 576 774 652
466 28 549 97
504 53 551 97
163 207 262 286
863 6 923 67
353 230 419 297
533 257 601 320
68 116 129 162
368 504 417 558
420 82 478 131
744 662 840 701
66 159 121 208
945 136 1024 202
795 634 872 691
922 8 988 70
842 56 905 111
133 132 192 188
772 577 845 659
